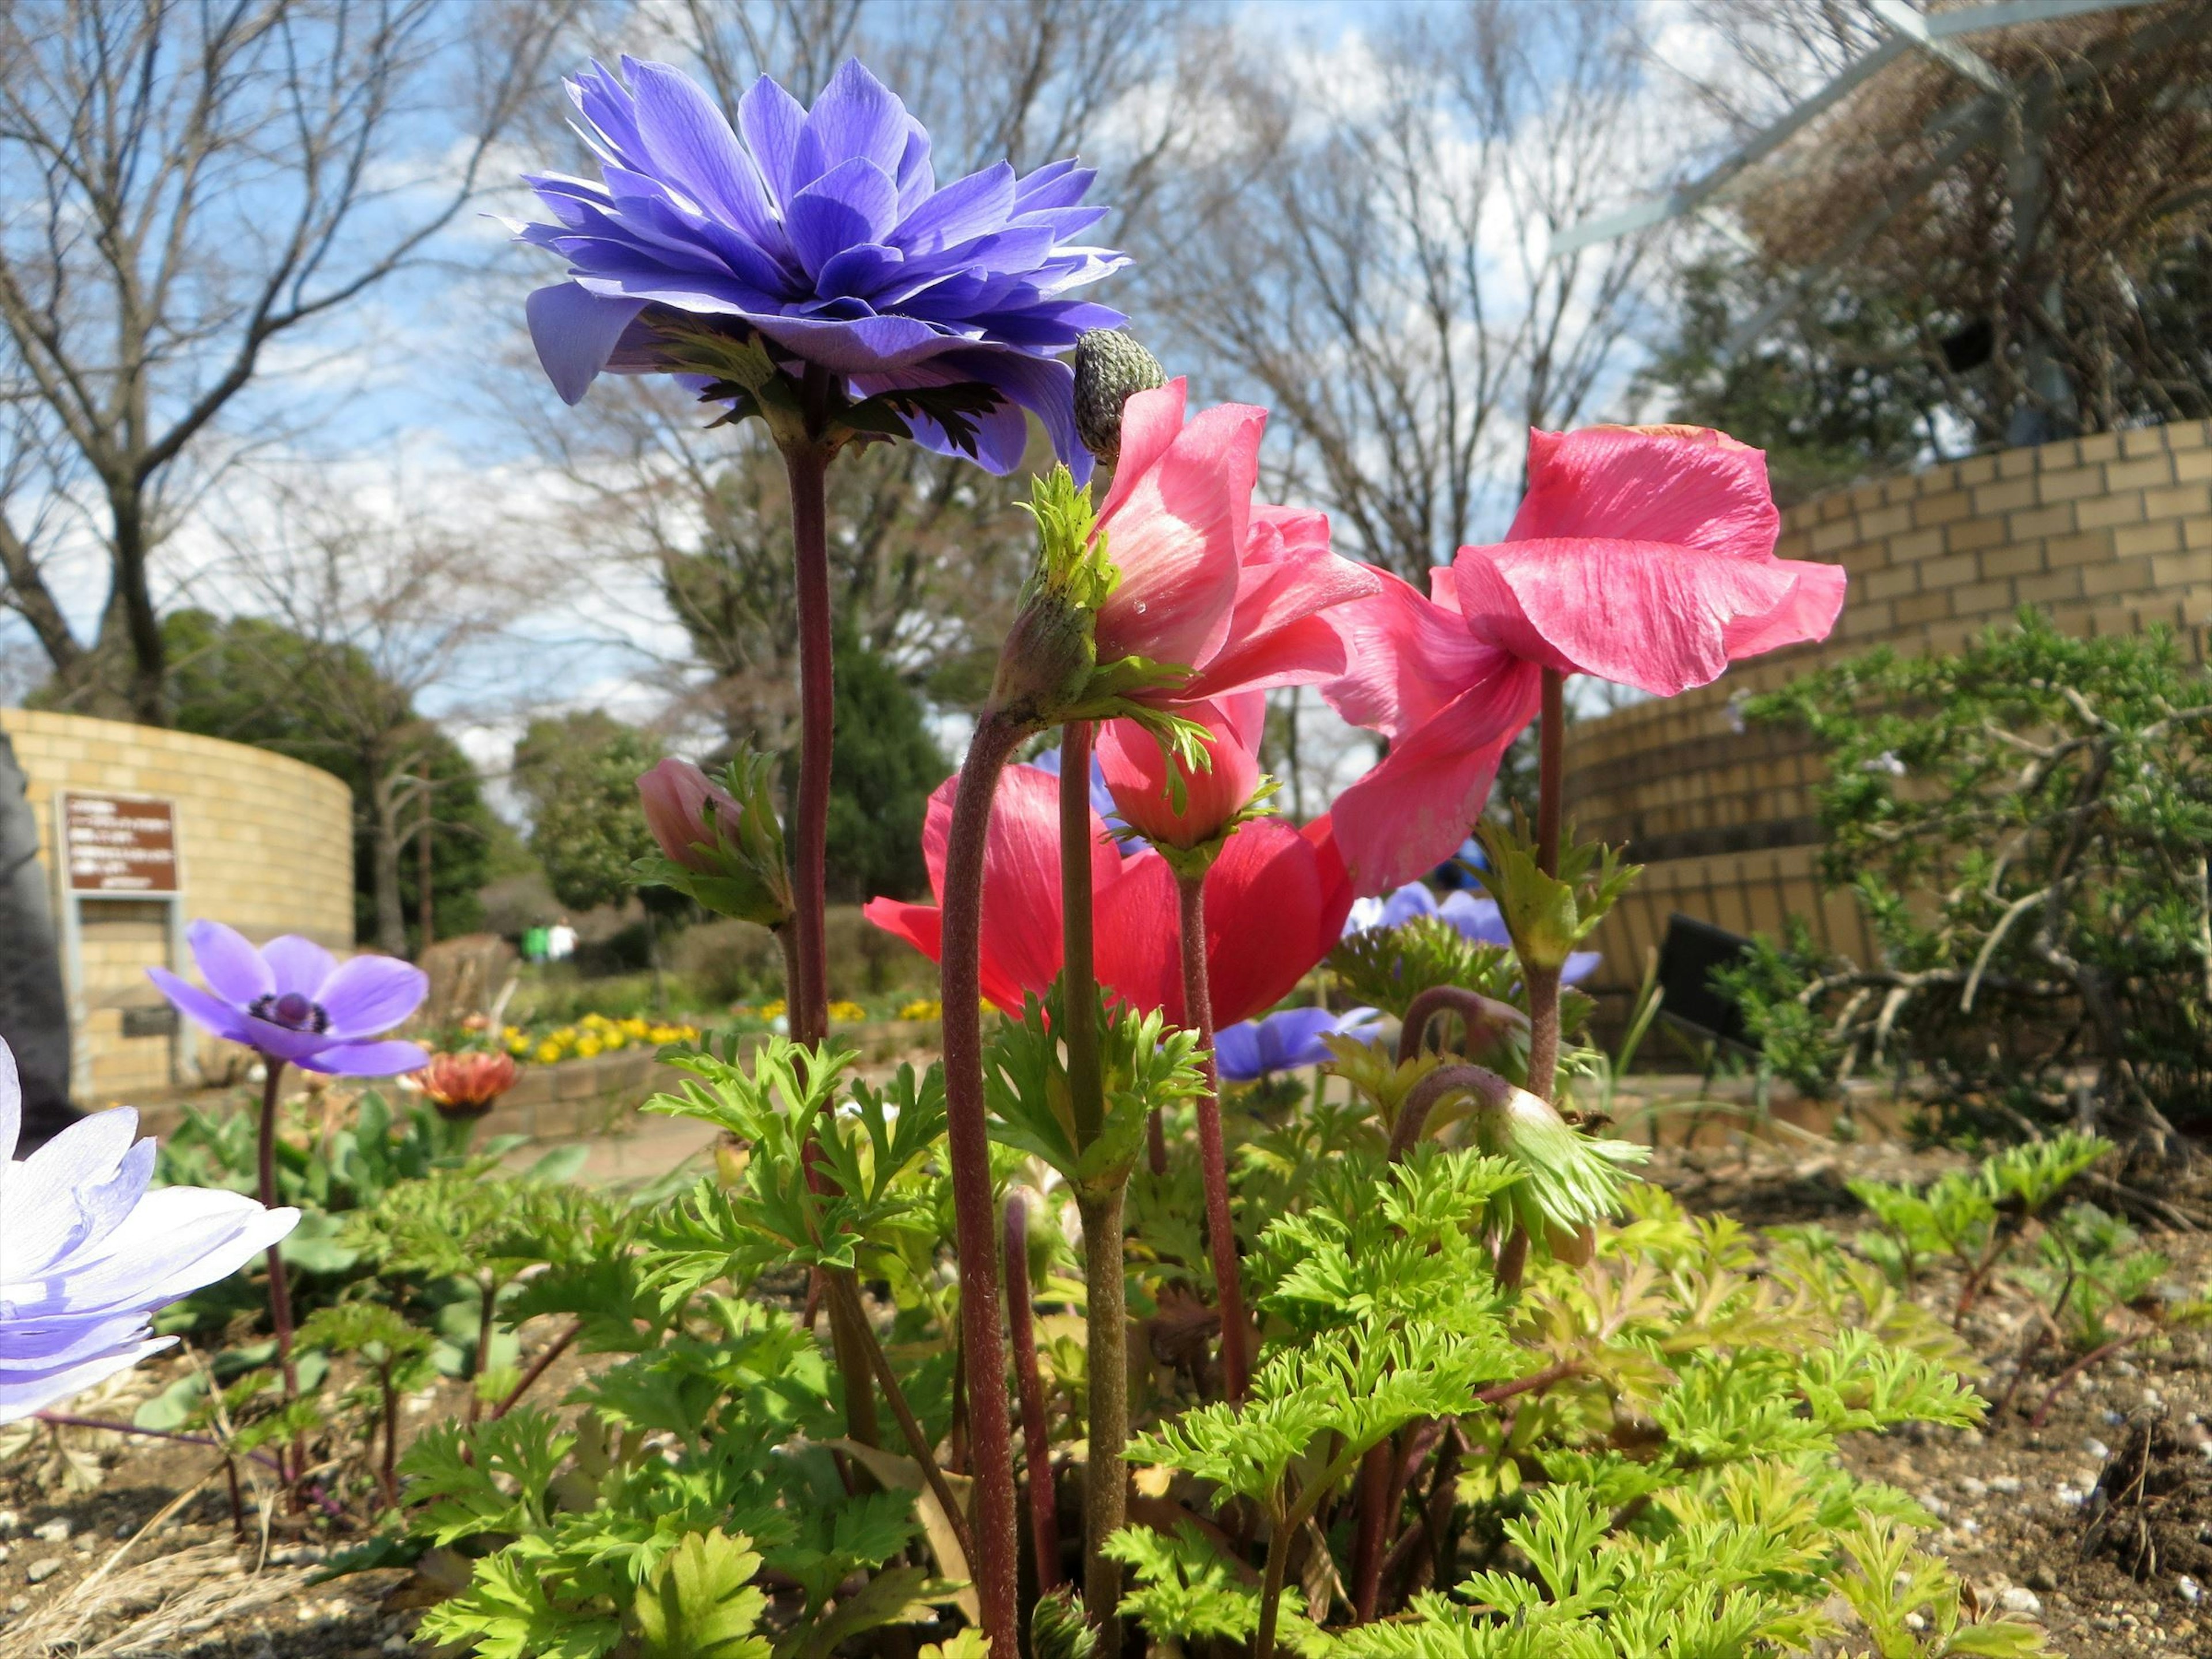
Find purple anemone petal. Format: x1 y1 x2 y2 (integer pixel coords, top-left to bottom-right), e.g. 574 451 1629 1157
147 968 255 1047
785 157 903 275
738 74 807 204
625 60 781 246
528 285 649 405
518 56 1119 474
1213 1021 1265 1084
294 1039 430 1078
260 935 338 999
0 1342 172 1425
314 954 428 1040
186 920 273 1006
0 1036 298 1426
1564 950 1604 986
792 59 912 188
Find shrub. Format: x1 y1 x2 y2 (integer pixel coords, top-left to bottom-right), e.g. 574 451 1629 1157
1733 611 2212 1154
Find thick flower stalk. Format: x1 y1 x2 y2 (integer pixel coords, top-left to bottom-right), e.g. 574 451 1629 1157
0 1039 299 1423
151 922 425 1468
1100 696 1275 1400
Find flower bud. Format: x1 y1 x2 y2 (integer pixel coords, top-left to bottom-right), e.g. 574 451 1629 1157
990 466 1115 722
417 1050 518 1120
638 759 736 876
1031 1587 1097 1659
1073 328 1166 468
1097 696 1263 854
634 752 795 930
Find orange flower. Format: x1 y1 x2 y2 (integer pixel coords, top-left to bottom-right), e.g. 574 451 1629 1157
417 1050 519 1119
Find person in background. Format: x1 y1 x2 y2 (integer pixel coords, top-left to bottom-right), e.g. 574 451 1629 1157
521 923 549 964
545 916 577 963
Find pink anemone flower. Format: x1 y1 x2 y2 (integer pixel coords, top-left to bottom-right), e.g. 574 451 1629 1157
1091 381 1378 707
1322 425 1844 893
863 763 1352 1029
1096 693 1264 853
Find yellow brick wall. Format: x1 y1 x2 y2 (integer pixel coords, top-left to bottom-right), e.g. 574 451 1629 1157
1 708 354 1102
1565 420 2212 1001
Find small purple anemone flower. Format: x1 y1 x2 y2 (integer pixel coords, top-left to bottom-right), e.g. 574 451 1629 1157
1342 884 1602 987
0 1039 298 1422
517 57 1127 479
1215 1006 1382 1084
149 922 428 1075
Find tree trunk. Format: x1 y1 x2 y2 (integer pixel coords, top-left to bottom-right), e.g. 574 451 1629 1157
370 772 408 958
107 483 168 726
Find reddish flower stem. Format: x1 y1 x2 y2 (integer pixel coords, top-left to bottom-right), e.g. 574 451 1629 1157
256 1059 301 1488
1527 668 1567 1103
1005 1192 1063 1591
493 1318 584 1419
782 392 835 1048
938 709 1027 1659
1177 869 1249 1403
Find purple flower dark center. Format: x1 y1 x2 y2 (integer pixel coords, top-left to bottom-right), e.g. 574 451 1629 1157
249 991 329 1034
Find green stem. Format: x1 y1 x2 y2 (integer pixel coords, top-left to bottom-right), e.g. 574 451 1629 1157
1177 870 1249 1402
1077 1185 1130 1652
1006 1192 1063 1592
827 1270 976 1568
1060 722 1105 1147
938 710 1028 1659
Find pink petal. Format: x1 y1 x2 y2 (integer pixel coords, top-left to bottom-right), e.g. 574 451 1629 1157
1453 537 1804 697
1096 380 1188 525
1721 558 1849 661
1508 426 1779 562
1319 569 1506 743
1097 700 1260 851
1093 400 1264 672
1180 515 1379 702
1327 666 1543 895
1094 852 1179 1019
1199 819 1345 1027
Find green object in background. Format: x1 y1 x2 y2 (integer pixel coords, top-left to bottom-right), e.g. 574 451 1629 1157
522 925 549 963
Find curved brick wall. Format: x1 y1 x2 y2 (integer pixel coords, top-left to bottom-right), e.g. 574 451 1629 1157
1 708 354 1102
1565 419 2212 1002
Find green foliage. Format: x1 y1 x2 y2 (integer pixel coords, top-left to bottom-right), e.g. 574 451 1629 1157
515 710 666 914
161 608 495 943
1737 613 2212 1141
1846 1133 2108 1303
1328 918 1518 1022
985 985 1207 1196
641 1037 948 1293
818 635 946 904
1471 817 1639 975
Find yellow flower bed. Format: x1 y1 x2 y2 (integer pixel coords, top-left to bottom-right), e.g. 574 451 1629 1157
898 998 943 1021
505 1012 701 1064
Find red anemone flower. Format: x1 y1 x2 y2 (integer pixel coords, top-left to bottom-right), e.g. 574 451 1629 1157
1321 424 1844 893
863 765 1353 1028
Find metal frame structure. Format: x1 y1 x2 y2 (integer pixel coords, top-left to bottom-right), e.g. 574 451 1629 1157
1550 0 2192 439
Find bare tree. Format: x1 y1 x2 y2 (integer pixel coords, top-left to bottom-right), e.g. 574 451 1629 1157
188 479 524 955
1667 0 2212 445
0 0 580 723
1136 2 1669 580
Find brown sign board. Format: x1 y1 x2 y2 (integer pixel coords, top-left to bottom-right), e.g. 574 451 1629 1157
63 794 179 894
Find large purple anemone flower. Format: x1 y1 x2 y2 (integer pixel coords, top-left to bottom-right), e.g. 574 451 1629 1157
0 1040 298 1422
1215 1006 1382 1083
149 922 427 1076
519 57 1127 479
